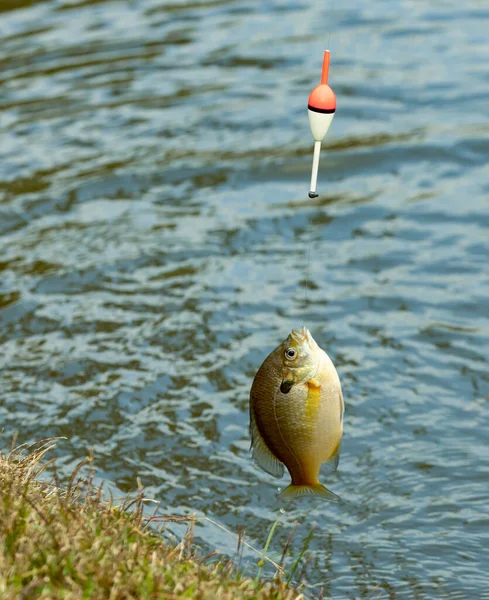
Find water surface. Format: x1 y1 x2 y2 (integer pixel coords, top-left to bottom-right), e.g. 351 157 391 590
1 0 489 597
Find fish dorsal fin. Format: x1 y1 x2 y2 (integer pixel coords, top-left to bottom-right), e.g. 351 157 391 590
250 413 284 479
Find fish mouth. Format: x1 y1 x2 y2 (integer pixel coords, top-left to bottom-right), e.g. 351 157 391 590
280 379 294 394
289 327 310 344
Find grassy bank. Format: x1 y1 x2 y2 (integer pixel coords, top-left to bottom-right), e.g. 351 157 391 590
0 440 303 600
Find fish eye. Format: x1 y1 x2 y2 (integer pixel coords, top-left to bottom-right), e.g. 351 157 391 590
285 348 297 360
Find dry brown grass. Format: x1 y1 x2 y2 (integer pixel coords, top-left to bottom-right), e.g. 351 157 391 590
0 439 305 600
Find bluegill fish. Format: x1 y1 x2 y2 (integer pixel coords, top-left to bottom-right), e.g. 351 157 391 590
250 327 344 501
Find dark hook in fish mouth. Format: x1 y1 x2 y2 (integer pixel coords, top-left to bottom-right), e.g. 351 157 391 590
280 380 294 394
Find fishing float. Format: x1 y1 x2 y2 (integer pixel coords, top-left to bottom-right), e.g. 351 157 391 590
307 50 336 198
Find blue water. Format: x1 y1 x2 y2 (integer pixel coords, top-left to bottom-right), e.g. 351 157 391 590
1 0 488 597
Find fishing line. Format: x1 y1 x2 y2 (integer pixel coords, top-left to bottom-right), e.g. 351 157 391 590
302 203 314 323
302 0 335 324
327 0 335 51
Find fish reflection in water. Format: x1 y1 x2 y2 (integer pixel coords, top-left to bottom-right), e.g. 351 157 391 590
250 327 344 501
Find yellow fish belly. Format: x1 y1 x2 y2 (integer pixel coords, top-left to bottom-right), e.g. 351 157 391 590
252 366 342 485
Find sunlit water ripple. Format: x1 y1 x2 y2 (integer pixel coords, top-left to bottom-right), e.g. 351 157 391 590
1 0 488 597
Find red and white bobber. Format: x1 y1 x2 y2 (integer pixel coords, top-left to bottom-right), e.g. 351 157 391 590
307 50 336 198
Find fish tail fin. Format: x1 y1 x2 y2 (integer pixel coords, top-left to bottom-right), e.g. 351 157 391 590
278 483 340 503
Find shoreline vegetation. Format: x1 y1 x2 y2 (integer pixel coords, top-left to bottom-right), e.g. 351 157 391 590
0 439 307 600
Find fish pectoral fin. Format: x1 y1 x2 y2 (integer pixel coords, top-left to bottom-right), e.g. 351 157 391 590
278 484 340 503
250 414 284 479
339 389 344 424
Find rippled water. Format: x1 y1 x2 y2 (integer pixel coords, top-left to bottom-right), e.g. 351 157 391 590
1 0 489 597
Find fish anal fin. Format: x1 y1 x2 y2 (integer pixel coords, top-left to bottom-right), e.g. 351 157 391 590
250 414 284 479
278 483 340 503
324 440 341 473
